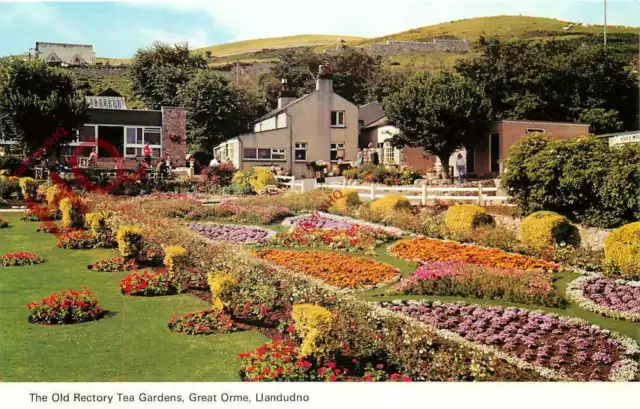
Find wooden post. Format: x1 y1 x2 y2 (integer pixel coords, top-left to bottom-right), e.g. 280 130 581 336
291 175 296 192
370 184 376 201
478 183 484 206
421 183 427 206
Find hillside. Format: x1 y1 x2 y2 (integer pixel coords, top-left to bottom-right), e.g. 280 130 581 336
193 34 364 57
359 15 637 44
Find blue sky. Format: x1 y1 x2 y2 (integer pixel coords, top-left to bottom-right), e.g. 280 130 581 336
0 0 638 58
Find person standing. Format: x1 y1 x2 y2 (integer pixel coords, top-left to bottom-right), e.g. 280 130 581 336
88 147 98 168
456 153 465 184
356 148 363 169
143 142 151 166
372 150 380 166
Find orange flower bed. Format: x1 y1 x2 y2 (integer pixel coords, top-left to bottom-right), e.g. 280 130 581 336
254 249 399 289
389 238 559 271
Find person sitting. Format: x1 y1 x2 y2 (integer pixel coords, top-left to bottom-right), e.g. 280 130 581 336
88 148 98 168
143 142 151 166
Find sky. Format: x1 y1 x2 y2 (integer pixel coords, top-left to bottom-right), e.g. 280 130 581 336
0 0 638 58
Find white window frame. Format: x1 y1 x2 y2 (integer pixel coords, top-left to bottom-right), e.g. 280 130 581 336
294 142 308 162
331 111 345 128
383 142 395 165
243 148 286 162
330 142 345 162
124 126 162 159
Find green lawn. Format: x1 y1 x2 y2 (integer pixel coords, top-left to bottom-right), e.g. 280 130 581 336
0 213 268 382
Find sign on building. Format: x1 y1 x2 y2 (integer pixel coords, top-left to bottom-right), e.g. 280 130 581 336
608 132 640 147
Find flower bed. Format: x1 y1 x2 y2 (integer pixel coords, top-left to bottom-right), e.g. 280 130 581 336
390 238 558 271
120 270 181 296
189 223 273 244
186 203 292 225
20 207 61 222
183 268 209 290
26 287 105 325
254 249 400 290
1 252 44 267
88 257 140 272
271 225 400 253
282 212 406 236
0 218 9 228
382 300 639 381
567 275 640 322
168 309 243 335
57 230 96 250
36 223 58 234
394 261 565 308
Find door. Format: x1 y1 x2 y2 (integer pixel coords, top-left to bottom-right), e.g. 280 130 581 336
490 133 500 173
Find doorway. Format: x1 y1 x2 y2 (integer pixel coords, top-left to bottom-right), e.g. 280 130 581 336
490 133 500 173
98 126 124 158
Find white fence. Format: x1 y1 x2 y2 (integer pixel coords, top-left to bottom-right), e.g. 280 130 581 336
276 176 510 206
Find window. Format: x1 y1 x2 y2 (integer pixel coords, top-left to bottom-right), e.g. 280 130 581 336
124 127 162 158
243 148 286 161
358 120 364 128
331 111 345 127
330 143 345 162
383 143 395 165
490 133 500 173
295 143 307 162
526 128 545 134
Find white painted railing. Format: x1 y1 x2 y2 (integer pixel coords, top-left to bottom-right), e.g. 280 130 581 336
275 176 510 205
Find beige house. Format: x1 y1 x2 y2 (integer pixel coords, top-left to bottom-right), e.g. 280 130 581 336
35 42 95 66
214 71 359 178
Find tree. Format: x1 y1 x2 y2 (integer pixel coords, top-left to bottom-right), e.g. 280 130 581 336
384 71 489 178
178 69 266 153
130 42 206 109
0 59 87 155
456 38 639 133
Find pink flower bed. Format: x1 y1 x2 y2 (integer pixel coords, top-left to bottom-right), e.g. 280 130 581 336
567 276 640 322
382 300 639 381
189 223 271 244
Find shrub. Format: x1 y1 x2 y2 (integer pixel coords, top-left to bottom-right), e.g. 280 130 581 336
168 309 242 335
0 175 20 199
604 222 640 278
503 134 640 228
57 230 96 250
249 168 277 194
44 185 62 207
208 271 237 311
88 257 139 272
370 195 411 214
520 211 580 250
59 197 85 229
116 226 143 259
201 163 237 187
163 245 189 279
26 288 105 325
292 304 334 358
446 204 495 234
120 270 181 296
0 252 44 267
327 189 361 215
18 177 38 201
231 170 252 194
0 218 9 228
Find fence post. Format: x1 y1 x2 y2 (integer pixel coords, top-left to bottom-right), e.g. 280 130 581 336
291 175 296 192
370 184 376 201
342 178 347 188
478 183 484 206
421 183 427 206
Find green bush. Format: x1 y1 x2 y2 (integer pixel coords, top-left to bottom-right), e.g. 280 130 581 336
520 211 580 250
502 134 640 228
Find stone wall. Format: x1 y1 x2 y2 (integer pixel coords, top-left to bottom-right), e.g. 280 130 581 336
493 215 611 251
326 39 470 56
161 107 187 166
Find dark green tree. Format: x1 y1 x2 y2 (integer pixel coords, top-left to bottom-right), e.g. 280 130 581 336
456 38 639 133
383 71 489 178
178 69 265 153
0 59 87 155
130 42 206 109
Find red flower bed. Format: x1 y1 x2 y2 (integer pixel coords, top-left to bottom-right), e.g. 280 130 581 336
88 257 139 272
120 270 181 296
0 218 9 228
36 223 58 234
1 252 44 267
26 287 105 324
168 309 243 335
57 230 96 250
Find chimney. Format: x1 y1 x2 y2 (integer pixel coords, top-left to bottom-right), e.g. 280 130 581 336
277 79 297 108
316 63 334 94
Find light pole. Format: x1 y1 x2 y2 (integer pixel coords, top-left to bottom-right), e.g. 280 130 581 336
604 0 607 46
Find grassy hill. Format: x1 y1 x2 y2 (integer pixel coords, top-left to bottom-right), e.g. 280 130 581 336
359 15 637 44
193 34 364 57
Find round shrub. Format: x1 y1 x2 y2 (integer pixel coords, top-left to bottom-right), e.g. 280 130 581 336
520 211 580 250
445 204 495 234
120 270 181 296
370 194 411 214
168 309 242 335
163 245 189 279
327 189 361 215
116 226 143 259
18 177 38 201
249 168 277 194
604 222 640 278
59 197 85 229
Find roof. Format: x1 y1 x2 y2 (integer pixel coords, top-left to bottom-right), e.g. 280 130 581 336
362 115 390 130
496 119 590 127
595 130 640 139
87 108 162 127
254 93 315 124
86 96 127 110
358 101 385 128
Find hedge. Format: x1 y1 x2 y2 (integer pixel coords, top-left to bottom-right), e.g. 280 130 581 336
604 222 640 279
520 211 580 250
502 134 640 229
